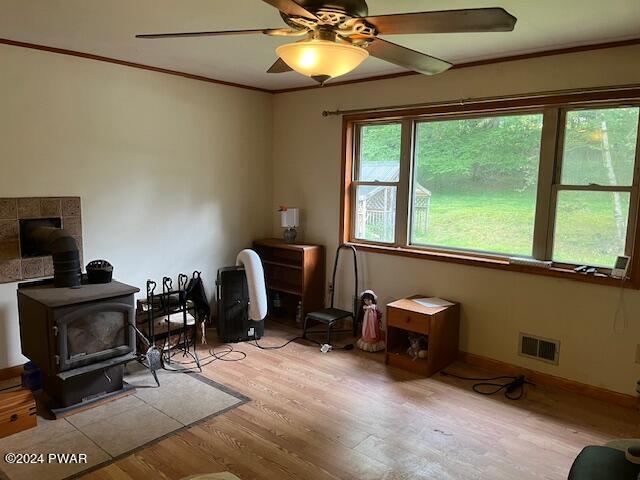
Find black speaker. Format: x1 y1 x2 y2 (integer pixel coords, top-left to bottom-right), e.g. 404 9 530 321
216 266 264 343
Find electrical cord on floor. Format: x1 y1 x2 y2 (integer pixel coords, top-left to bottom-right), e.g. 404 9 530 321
128 320 246 376
249 335 354 351
135 320 355 370
250 335 313 349
167 345 247 368
440 371 534 400
166 334 353 366
158 345 247 375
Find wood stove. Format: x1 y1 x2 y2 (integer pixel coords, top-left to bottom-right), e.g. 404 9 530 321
17 278 139 410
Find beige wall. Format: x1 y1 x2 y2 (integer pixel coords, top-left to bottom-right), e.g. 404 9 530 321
0 44 273 368
2 41 640 397
272 45 640 395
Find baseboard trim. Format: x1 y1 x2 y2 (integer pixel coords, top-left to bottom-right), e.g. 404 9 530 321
458 352 637 409
0 365 24 382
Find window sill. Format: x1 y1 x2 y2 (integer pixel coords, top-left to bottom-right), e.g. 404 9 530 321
346 242 638 289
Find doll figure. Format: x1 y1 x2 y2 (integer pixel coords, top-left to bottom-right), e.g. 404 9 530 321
356 290 385 352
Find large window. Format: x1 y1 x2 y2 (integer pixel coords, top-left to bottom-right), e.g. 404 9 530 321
411 114 543 256
343 95 640 284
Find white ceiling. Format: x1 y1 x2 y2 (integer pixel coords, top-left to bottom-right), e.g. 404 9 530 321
1 0 639 91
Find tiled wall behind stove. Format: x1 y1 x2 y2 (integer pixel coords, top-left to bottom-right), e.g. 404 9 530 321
0 197 83 284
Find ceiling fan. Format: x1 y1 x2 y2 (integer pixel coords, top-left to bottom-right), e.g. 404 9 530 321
136 0 517 85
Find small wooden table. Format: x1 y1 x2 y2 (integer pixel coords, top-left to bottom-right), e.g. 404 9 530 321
385 295 460 376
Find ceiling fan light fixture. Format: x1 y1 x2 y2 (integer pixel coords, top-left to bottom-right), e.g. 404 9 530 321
276 39 368 83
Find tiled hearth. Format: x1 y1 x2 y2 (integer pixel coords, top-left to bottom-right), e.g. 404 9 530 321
0 197 83 284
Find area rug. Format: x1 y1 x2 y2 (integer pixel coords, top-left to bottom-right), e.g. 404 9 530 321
0 363 249 480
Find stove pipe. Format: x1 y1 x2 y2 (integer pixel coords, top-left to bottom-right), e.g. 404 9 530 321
28 226 81 288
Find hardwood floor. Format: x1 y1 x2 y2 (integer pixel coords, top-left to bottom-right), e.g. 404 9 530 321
83 323 640 480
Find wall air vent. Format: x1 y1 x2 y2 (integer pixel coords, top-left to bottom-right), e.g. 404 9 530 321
518 333 559 365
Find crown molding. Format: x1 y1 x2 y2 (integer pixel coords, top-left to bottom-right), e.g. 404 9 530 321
0 38 271 93
2 36 640 96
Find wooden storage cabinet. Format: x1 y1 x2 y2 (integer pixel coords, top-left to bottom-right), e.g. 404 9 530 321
0 389 37 439
253 238 325 321
385 296 460 376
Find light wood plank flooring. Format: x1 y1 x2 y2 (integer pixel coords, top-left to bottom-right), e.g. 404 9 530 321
83 323 640 480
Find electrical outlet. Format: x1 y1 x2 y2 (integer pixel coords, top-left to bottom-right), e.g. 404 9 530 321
635 344 640 364
327 282 333 293
248 327 255 338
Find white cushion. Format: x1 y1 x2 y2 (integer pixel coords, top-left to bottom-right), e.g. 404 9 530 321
153 312 196 332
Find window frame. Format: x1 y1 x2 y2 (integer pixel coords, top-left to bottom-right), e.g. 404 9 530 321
350 120 406 246
546 105 640 269
340 88 640 288
406 108 546 258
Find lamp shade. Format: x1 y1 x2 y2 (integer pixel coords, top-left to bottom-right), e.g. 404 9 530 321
280 208 299 228
276 39 369 82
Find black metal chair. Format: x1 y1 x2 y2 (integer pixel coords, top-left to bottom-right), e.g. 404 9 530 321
303 244 358 345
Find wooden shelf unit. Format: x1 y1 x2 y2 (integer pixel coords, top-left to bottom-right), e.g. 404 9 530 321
385 296 460 376
253 238 325 321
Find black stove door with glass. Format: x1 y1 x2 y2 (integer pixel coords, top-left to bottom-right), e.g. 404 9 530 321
54 297 135 371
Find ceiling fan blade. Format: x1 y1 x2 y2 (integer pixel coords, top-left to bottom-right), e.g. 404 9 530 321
364 8 517 35
366 38 452 76
262 0 318 20
267 57 293 73
136 28 283 39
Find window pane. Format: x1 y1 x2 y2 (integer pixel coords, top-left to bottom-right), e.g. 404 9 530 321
411 114 543 256
354 185 396 243
561 107 639 186
553 191 630 267
357 123 401 181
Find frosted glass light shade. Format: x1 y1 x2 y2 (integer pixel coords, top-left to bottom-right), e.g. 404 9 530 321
276 40 369 81
280 208 299 228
